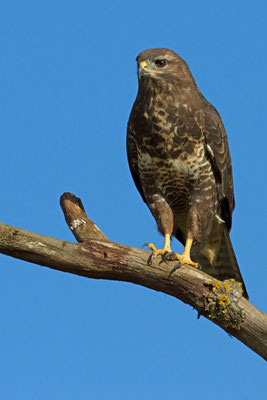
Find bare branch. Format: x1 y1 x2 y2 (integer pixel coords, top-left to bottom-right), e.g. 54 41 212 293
0 193 266 361
60 192 110 242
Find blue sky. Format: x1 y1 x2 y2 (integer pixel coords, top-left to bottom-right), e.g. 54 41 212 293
0 1 266 398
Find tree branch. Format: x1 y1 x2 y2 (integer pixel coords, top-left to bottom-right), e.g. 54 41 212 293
0 192 266 361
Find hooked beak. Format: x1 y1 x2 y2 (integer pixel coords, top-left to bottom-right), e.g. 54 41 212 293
138 61 161 75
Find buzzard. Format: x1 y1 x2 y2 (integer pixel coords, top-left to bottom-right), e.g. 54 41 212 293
127 48 248 298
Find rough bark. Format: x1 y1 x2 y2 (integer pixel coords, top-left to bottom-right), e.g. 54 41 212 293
0 192 266 361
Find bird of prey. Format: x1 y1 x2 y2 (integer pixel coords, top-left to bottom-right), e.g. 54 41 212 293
127 48 248 298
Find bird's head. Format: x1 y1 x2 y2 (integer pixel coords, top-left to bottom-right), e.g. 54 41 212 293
136 48 196 88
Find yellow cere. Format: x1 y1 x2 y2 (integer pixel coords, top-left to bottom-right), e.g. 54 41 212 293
139 61 161 74
140 61 148 68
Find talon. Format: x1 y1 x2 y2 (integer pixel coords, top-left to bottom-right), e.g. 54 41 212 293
174 252 199 268
168 262 181 277
167 252 178 261
142 242 150 249
143 242 157 252
160 251 172 264
143 234 173 266
147 253 156 266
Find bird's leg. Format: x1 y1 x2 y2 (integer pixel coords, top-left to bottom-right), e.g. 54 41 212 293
173 238 199 268
143 233 172 255
142 194 174 265
143 233 174 266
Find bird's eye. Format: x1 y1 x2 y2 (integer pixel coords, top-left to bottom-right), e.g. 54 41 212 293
155 59 167 67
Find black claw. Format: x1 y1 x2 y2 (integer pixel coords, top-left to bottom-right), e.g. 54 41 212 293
147 253 155 266
168 262 181 277
159 251 172 264
142 242 150 249
169 252 178 261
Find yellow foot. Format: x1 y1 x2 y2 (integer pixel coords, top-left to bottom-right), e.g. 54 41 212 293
173 252 199 268
143 243 170 256
142 236 199 270
167 252 199 278
143 233 172 265
142 237 172 266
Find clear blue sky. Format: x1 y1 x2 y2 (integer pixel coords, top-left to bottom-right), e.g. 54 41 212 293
0 1 266 398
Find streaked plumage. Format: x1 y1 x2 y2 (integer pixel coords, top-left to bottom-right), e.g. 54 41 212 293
127 48 248 298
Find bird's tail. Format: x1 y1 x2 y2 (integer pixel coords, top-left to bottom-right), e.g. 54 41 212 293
195 226 249 299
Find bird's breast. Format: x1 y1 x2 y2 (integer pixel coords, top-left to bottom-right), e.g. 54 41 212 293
134 96 213 202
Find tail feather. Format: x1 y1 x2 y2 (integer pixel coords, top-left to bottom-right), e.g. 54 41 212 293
195 227 249 299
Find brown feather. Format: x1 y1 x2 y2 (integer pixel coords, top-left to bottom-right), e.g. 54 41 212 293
127 48 248 298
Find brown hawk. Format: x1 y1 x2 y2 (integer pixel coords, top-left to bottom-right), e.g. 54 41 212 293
127 48 248 298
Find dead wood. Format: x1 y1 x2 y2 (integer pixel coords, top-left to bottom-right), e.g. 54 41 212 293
0 192 266 361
